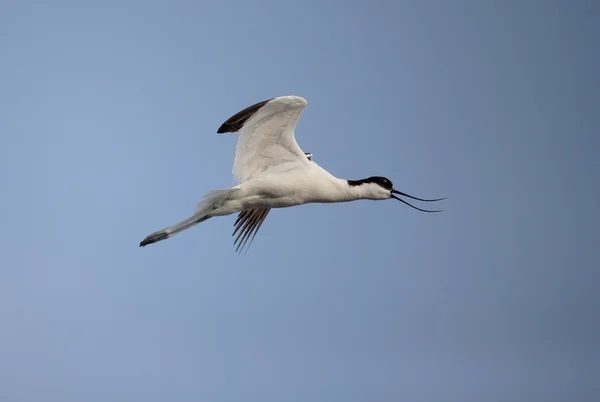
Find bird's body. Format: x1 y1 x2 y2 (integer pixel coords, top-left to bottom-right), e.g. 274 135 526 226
223 167 365 211
140 95 444 251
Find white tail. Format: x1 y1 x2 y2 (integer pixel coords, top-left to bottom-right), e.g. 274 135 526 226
139 189 236 247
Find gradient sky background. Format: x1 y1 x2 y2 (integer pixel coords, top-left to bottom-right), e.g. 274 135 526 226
1 1 599 401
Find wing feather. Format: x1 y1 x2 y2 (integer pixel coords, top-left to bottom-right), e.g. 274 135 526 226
233 208 271 253
217 96 309 183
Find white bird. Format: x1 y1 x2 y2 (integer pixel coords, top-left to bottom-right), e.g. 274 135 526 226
140 96 444 252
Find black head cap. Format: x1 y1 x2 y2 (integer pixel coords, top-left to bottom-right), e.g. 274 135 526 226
347 176 393 190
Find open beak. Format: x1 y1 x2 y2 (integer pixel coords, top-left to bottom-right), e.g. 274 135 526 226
390 189 446 212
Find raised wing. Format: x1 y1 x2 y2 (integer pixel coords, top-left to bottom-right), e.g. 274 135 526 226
217 96 309 183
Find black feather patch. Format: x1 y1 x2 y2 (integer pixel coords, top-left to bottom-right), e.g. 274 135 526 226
217 99 273 133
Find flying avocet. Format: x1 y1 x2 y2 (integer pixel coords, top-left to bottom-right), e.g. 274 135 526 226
140 96 444 251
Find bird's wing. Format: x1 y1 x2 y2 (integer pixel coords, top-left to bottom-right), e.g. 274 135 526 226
217 96 310 183
232 208 271 253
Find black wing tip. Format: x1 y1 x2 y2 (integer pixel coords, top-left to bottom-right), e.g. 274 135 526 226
217 98 273 134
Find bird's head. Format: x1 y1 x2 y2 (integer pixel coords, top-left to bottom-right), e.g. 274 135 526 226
347 176 445 212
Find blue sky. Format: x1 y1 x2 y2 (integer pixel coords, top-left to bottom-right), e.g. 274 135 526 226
1 1 599 401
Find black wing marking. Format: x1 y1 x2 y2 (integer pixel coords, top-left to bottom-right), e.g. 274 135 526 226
232 208 271 253
217 98 273 134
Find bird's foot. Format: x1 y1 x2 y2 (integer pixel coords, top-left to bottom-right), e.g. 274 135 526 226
140 230 169 247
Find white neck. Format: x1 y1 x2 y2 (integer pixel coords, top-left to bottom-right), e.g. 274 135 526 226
317 174 377 203
337 178 373 201
304 163 389 203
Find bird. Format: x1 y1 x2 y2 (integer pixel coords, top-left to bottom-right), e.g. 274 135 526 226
140 95 444 252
